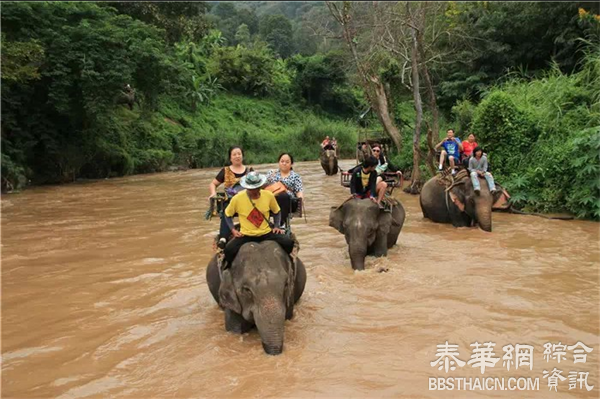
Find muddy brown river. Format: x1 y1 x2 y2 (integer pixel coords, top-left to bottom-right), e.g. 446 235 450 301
2 160 599 399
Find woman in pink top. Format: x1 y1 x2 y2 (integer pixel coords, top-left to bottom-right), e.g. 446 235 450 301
462 133 478 167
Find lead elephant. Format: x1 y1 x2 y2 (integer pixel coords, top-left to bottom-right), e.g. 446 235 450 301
206 241 307 355
320 149 338 175
329 199 406 271
419 172 508 232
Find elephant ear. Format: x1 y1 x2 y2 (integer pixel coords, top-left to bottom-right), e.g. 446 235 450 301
377 211 392 235
390 200 405 227
492 184 511 210
329 206 345 234
219 269 242 314
449 191 466 212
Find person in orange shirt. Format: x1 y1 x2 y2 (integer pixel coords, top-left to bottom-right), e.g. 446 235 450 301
461 133 478 168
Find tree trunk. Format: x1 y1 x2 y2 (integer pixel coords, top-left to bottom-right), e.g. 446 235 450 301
408 7 422 195
326 1 402 154
371 75 402 153
417 23 439 175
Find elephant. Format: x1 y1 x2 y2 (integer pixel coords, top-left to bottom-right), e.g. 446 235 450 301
356 146 372 164
329 198 406 271
419 172 509 232
206 241 307 355
320 149 339 175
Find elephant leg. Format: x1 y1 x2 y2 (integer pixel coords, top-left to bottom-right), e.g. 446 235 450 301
286 259 306 320
371 230 388 257
225 309 254 334
206 256 221 304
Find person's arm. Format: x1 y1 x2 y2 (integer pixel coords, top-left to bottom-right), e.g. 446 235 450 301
269 192 284 232
468 157 477 173
457 139 463 152
435 139 446 150
294 174 304 198
272 213 281 228
369 172 377 198
224 216 235 231
209 168 225 198
224 197 243 237
349 170 358 195
481 156 488 173
266 169 276 184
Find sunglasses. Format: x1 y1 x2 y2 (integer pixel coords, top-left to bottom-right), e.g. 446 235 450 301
372 149 380 152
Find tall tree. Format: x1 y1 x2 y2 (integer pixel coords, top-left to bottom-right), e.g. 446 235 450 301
325 1 403 152
105 2 210 43
407 2 423 193
259 14 294 57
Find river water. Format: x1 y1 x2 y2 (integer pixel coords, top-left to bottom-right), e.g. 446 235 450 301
2 160 599 399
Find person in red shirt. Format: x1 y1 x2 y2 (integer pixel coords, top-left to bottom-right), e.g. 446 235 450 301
461 133 478 168
321 136 333 150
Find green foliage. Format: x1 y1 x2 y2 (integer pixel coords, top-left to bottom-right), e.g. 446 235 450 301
0 2 184 187
104 2 210 44
186 74 223 110
472 92 540 177
259 14 294 58
565 128 600 219
451 99 476 134
209 41 290 97
471 50 600 219
437 1 599 112
156 93 357 167
234 23 251 46
288 51 361 115
0 33 44 83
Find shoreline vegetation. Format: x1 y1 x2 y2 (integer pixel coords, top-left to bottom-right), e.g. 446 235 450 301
1 2 598 220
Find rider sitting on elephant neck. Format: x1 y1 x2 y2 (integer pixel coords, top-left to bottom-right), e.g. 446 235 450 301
321 136 335 151
468 146 496 195
223 171 295 268
349 156 386 207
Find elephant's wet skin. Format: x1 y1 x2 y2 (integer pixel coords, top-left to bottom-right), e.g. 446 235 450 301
329 199 406 271
320 150 338 175
420 175 506 232
206 241 307 355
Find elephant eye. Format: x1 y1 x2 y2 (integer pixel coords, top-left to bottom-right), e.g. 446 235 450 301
241 286 252 296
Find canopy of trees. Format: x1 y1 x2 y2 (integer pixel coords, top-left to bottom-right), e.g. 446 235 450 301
2 1 599 219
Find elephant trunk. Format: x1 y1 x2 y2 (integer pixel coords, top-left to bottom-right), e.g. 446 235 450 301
349 240 368 271
329 155 335 175
254 295 286 355
320 154 329 174
476 203 493 232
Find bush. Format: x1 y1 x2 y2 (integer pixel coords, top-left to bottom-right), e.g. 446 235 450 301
471 49 600 219
451 99 476 133
471 92 540 178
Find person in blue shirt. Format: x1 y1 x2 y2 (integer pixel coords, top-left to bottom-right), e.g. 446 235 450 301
435 129 463 175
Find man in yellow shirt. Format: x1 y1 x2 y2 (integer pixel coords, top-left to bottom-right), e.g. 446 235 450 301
222 171 295 267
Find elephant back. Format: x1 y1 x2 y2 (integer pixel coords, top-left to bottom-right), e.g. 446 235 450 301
436 169 470 191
